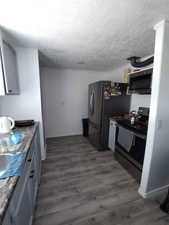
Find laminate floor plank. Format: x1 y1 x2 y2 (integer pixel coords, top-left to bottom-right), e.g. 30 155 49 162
33 136 167 225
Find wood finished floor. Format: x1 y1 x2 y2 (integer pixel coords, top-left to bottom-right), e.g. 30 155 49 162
33 136 168 225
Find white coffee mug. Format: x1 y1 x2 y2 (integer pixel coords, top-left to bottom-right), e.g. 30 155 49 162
0 116 15 134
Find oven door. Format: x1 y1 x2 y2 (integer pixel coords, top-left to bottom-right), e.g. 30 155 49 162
116 126 146 169
117 126 134 153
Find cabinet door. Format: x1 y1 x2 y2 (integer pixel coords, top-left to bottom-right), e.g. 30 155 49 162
2 211 12 225
12 174 33 225
29 152 38 208
1 40 19 95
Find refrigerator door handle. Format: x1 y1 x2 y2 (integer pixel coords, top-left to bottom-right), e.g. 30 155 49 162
90 91 95 115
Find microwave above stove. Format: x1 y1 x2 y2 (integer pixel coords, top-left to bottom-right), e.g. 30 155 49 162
128 67 153 94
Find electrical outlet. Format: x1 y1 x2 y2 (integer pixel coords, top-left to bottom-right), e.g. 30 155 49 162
157 120 162 129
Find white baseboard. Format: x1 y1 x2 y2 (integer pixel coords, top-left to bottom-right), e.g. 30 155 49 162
138 184 169 198
46 132 82 139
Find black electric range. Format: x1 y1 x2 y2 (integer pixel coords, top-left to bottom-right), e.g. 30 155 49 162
115 107 149 171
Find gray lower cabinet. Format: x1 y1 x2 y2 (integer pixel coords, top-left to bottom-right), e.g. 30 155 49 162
2 211 12 225
2 128 41 225
12 173 33 225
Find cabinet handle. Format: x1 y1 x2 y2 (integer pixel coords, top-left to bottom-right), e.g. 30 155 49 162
30 170 35 178
10 215 13 224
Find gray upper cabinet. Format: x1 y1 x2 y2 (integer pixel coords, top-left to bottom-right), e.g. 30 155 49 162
2 41 19 95
0 40 20 96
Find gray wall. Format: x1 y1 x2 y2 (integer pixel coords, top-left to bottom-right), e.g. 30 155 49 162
130 94 151 111
40 67 122 138
40 65 151 138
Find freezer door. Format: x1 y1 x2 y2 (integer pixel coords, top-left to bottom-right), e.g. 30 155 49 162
88 121 102 150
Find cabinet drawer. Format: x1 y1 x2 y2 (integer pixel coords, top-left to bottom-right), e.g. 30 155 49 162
11 171 33 225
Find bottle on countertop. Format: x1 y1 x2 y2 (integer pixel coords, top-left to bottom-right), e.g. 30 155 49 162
130 116 135 125
130 110 137 125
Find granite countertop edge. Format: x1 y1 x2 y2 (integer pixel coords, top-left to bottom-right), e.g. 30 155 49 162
0 122 39 224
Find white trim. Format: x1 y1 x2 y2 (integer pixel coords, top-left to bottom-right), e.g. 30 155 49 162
138 184 169 198
154 20 169 31
139 19 169 199
46 132 83 139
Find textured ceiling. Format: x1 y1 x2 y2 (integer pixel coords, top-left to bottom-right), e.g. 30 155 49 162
0 0 169 70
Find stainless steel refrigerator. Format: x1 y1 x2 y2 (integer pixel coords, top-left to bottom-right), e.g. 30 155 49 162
88 81 131 150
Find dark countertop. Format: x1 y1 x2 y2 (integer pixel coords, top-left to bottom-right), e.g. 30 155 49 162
109 114 131 121
116 119 147 139
0 123 39 224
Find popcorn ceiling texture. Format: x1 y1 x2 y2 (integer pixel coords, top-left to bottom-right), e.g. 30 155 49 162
1 0 169 70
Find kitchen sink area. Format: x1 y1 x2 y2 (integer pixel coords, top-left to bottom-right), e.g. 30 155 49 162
0 132 26 178
0 155 11 176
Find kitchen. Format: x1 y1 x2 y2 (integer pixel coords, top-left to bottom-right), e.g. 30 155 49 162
1 1 169 225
